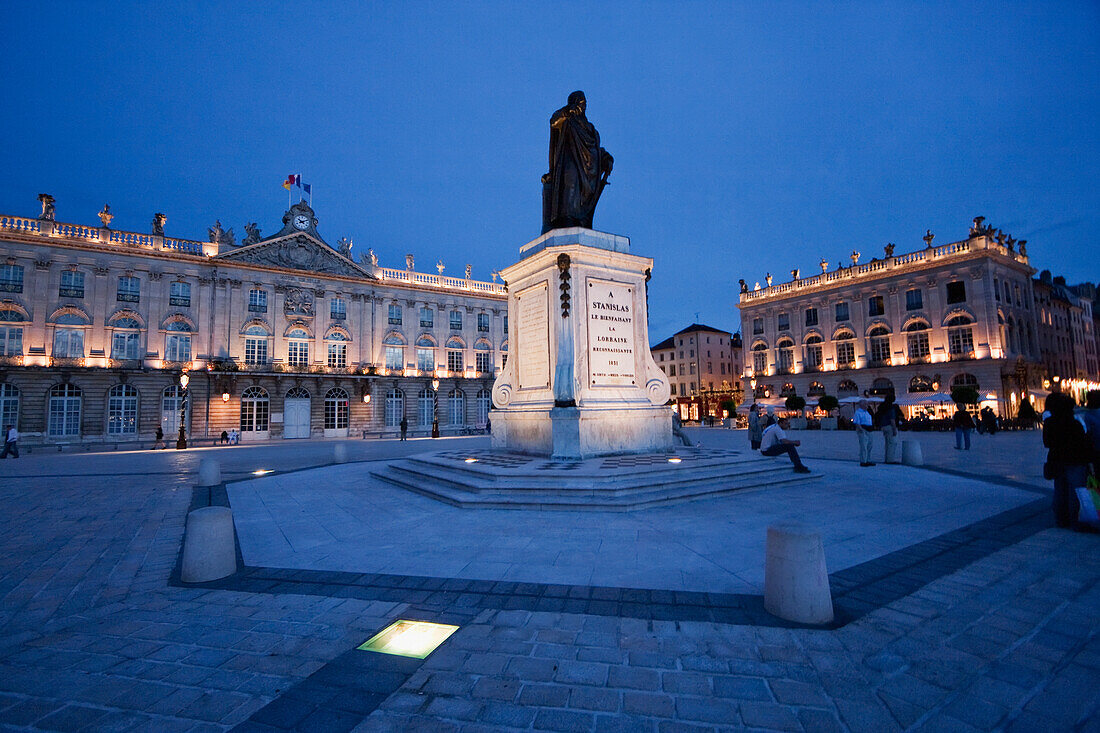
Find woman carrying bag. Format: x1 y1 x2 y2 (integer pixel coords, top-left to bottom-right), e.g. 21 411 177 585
1042 392 1091 528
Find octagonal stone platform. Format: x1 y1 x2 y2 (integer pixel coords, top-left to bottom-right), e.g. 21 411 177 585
370 447 820 510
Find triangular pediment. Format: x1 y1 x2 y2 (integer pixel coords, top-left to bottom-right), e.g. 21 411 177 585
215 232 376 279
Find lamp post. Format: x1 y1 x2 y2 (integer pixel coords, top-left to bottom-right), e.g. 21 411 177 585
175 372 189 449
431 377 440 438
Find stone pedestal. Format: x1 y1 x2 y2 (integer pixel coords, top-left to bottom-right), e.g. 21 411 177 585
763 523 833 625
181 506 237 583
491 228 673 459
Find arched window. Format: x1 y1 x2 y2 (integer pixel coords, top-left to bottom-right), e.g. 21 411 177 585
107 384 138 435
952 373 979 390
326 331 348 369
474 338 493 373
867 325 891 366
416 334 436 347
240 386 270 433
285 386 310 399
109 316 142 361
780 383 796 397
418 387 435 426
834 330 856 369
904 320 930 363
808 381 825 396
476 388 491 427
448 388 466 425
837 379 858 396
287 328 309 367
445 336 465 349
164 320 192 363
48 383 82 437
385 388 404 427
416 335 436 372
776 338 794 374
870 378 894 397
244 325 269 365
53 313 87 359
804 334 823 371
447 336 464 372
946 315 974 358
0 383 20 429
383 332 405 370
0 308 25 357
161 385 189 436
324 388 349 430
751 341 769 375
908 375 934 393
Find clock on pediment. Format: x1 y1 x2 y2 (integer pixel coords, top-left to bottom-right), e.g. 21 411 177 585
281 201 318 237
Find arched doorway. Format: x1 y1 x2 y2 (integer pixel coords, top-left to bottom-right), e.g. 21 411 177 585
324 388 349 438
240 386 270 441
283 387 311 439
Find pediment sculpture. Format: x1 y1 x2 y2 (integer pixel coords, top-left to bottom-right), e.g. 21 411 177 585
284 288 314 317
215 234 375 279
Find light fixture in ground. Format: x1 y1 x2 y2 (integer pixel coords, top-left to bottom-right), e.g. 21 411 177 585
464 457 478 463
358 620 459 659
668 457 682 464
252 469 273 476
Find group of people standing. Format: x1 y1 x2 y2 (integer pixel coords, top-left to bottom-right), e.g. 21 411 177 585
1044 390 1100 529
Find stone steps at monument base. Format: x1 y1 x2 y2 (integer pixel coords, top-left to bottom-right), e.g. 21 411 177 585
378 456 785 498
370 462 821 511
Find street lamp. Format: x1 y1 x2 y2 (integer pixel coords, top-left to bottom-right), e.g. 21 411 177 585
175 372 189 449
431 377 440 438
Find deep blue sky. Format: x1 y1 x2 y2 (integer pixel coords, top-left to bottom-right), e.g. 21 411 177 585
3 2 1098 340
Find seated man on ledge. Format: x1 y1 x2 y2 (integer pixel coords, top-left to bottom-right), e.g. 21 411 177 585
760 417 811 473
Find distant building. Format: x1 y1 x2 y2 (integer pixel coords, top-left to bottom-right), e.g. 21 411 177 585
0 196 507 446
650 323 742 421
1033 272 1099 390
736 219 1045 417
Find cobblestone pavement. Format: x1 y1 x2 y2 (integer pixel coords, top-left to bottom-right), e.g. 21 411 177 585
0 431 1097 731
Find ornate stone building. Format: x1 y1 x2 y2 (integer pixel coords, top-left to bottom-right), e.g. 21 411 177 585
736 219 1044 417
0 197 507 446
650 324 742 421
1033 271 1099 383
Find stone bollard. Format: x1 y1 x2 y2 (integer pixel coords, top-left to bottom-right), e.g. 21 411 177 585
180 506 237 583
333 443 347 464
902 439 924 466
198 458 221 487
764 523 833 625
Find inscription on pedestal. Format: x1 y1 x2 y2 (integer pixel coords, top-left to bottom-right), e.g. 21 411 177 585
587 279 636 387
516 282 550 389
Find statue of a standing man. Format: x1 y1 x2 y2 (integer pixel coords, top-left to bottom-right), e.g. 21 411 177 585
542 91 613 233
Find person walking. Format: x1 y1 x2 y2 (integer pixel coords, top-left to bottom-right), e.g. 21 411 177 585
877 393 901 464
853 400 875 466
953 406 975 450
1043 392 1091 528
153 426 165 450
0 424 18 459
759 417 811 473
1081 390 1100 477
399 416 408 441
747 403 763 450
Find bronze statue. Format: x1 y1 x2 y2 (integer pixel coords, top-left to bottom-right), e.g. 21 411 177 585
152 213 167 236
542 91 613 233
37 194 55 221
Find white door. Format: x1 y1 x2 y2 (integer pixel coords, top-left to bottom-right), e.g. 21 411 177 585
284 398 311 439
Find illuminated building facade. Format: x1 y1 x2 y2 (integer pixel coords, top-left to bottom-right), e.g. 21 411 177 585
736 220 1045 417
0 197 507 446
651 323 742 421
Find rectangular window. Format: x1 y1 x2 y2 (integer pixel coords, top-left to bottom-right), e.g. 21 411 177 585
949 326 974 356
477 313 490 332
868 335 890 365
53 328 84 358
805 308 818 327
449 310 462 330
993 278 1001 302
805 345 822 370
503 315 508 332
475 351 492 373
720 363 726 375
835 302 850 322
776 348 793 374
111 331 140 360
777 313 790 331
907 332 930 361
0 264 24 293
165 334 191 362
244 337 268 364
169 281 191 307
501 353 508 367
117 276 140 303
388 304 402 325
385 345 403 370
868 296 885 317
420 307 434 328
416 348 434 372
330 297 346 320
0 326 23 356
836 341 855 368
669 364 677 376
905 288 923 311
448 349 464 372
287 340 309 367
752 352 767 374
248 289 267 312
327 342 347 368
946 281 967 304
752 318 764 335
60 270 85 299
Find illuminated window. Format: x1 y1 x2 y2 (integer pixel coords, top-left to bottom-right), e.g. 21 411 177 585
248 289 267 312
330 297 346 320
117 276 140 303
287 328 309 367
947 315 974 357
170 281 191 307
0 264 23 293
420 307 434 328
867 326 891 366
48 383 82 437
905 321 930 362
107 384 138 435
448 389 465 425
477 313 490 332
244 325 269 364
450 310 462 330
240 386 269 432
60 270 85 299
324 388 349 429
388 304 402 325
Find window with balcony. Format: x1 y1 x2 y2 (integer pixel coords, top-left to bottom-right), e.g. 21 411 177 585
388 304 402 325
60 270 85 299
868 296 885 317
867 326 891 366
835 302 850 322
946 281 967 304
450 310 462 330
0 264 23 294
330 297 346 320
805 308 818 327
169 281 191 307
477 313 490 332
905 288 923 311
248 288 267 313
420 307 434 328
117 276 140 303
